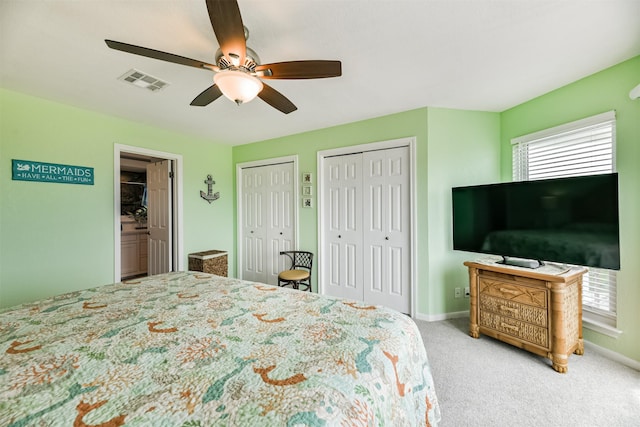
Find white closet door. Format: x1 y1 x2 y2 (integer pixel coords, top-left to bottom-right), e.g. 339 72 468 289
322 154 363 300
240 162 294 285
241 167 266 282
265 164 294 285
362 147 410 313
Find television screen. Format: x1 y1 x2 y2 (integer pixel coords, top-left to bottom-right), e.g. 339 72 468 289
452 173 620 270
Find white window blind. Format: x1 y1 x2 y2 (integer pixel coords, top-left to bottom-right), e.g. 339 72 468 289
511 111 617 326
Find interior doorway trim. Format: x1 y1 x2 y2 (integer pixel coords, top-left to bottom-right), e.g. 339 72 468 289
236 155 299 280
316 137 417 317
113 144 184 281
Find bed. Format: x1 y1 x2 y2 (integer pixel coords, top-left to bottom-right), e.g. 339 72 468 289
0 272 440 426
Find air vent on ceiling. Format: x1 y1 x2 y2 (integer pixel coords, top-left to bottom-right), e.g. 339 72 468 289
118 69 169 92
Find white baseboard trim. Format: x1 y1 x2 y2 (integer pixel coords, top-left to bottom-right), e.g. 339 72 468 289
584 341 640 372
414 310 640 371
413 310 469 322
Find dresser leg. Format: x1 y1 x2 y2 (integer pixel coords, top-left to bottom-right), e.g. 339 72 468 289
551 354 569 373
470 324 479 338
574 339 584 355
468 267 479 339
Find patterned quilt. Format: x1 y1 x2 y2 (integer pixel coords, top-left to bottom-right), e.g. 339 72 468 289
0 272 440 426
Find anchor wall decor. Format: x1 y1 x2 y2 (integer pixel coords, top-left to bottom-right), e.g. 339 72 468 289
200 174 220 203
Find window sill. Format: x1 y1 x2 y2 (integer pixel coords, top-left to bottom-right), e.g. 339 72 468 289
583 316 622 338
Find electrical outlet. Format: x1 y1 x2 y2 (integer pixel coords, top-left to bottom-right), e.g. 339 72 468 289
465 287 470 298
454 287 462 298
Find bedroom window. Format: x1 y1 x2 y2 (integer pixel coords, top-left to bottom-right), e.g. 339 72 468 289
511 111 618 331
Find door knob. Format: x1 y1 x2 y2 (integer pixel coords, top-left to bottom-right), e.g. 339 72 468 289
280 232 283 235
250 231 254 234
385 236 389 240
338 235 342 238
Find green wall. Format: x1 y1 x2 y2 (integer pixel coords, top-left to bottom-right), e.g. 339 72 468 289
233 107 500 316
500 56 640 362
0 89 501 318
426 108 501 314
0 89 235 308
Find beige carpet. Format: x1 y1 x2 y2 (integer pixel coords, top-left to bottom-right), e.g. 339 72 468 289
415 317 640 427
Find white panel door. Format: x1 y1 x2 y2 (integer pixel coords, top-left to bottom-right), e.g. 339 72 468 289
322 154 363 301
147 160 172 275
362 147 410 313
241 167 266 282
265 164 295 284
241 162 294 285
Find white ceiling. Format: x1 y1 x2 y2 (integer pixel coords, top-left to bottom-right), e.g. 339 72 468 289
1 0 639 145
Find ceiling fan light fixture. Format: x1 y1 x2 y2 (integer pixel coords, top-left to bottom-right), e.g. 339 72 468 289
106 1 341 113
214 70 263 105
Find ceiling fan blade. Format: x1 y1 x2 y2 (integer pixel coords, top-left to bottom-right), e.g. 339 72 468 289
190 85 223 106
205 0 246 65
105 40 217 71
256 60 342 79
258 83 297 114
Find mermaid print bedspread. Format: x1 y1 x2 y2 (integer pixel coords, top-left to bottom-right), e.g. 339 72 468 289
0 272 440 426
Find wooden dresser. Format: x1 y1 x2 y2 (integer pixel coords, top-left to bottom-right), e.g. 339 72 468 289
464 261 587 373
188 250 228 277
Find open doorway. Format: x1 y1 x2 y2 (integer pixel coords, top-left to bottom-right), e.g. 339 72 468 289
114 144 184 282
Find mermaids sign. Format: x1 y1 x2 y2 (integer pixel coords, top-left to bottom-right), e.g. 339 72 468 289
12 159 94 185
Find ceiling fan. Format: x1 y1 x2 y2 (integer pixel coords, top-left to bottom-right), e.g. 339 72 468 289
105 0 342 114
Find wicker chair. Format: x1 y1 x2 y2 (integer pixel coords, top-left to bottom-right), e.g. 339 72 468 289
278 251 313 292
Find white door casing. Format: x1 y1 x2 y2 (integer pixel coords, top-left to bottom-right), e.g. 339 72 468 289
113 144 183 282
147 160 172 275
318 138 416 315
237 158 297 285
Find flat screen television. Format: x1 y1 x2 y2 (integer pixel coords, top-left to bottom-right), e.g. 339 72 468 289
452 173 620 270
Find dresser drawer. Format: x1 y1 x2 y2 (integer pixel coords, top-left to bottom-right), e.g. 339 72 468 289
479 294 548 327
480 311 549 348
479 276 547 309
